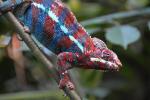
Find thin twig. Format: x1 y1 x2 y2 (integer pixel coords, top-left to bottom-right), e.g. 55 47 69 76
81 7 150 26
0 0 81 99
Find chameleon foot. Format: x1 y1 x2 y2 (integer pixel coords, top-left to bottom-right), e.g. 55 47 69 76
66 81 74 90
59 78 75 90
23 25 31 34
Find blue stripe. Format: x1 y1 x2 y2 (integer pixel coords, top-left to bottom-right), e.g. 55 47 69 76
42 0 53 7
22 6 33 32
32 5 47 44
58 8 69 25
48 23 64 51
67 23 78 35
66 44 82 53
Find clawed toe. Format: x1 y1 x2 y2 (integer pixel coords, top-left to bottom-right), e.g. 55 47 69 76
66 81 74 90
59 79 74 90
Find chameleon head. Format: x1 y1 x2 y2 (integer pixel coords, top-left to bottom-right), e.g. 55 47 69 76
89 48 122 71
89 37 122 71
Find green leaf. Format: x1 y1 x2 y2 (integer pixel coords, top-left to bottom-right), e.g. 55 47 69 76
148 21 150 31
126 0 149 9
105 25 141 49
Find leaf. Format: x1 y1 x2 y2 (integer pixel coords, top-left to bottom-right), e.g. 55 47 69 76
0 35 11 48
147 21 150 31
105 25 141 49
126 0 149 9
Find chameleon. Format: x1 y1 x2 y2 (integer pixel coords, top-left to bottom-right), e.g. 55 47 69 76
0 0 122 90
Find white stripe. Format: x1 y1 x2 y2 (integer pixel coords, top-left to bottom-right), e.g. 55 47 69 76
60 25 68 33
60 25 84 52
32 2 45 10
90 57 106 63
47 8 59 22
69 35 84 52
32 2 84 52
32 2 59 22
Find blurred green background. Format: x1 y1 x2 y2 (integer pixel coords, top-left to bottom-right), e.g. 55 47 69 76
0 0 150 100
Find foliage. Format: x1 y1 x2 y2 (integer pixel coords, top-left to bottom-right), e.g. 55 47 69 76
106 25 141 49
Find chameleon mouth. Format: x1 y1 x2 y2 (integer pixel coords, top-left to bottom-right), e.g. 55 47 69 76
90 57 122 70
90 57 107 63
115 59 122 67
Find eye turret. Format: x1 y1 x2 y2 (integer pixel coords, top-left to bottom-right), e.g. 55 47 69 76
92 37 107 49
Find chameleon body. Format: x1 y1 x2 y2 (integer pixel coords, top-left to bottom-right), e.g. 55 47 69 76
0 0 122 90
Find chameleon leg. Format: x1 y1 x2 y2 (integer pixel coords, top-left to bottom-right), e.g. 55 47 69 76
76 50 120 71
57 52 79 90
86 58 120 71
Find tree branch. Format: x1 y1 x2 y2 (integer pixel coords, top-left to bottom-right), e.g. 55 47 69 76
0 0 81 99
81 7 150 26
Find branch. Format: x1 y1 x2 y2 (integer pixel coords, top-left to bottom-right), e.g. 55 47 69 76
81 7 150 26
0 0 81 99
0 90 65 99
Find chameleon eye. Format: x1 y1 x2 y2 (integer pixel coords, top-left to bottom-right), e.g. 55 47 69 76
104 52 110 56
101 50 111 57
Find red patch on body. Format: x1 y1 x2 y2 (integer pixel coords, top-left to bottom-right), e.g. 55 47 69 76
35 0 43 3
32 6 39 28
57 36 73 49
64 11 76 27
73 26 86 39
51 2 63 16
43 16 56 40
85 37 95 50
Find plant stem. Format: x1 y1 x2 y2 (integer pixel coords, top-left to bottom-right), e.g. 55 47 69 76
81 7 150 26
